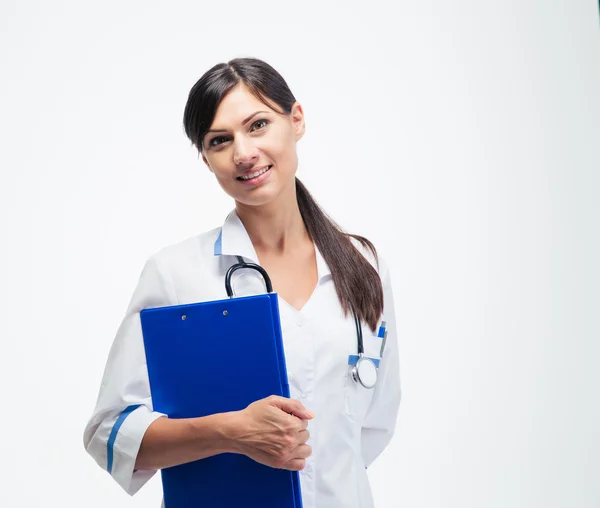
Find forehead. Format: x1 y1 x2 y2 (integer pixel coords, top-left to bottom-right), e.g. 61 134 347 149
210 84 279 127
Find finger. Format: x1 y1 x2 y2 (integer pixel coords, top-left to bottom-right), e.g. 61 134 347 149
298 429 310 443
282 458 306 471
268 396 314 420
292 444 312 459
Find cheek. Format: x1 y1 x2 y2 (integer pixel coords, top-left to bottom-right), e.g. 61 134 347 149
206 153 231 178
213 170 235 190
268 131 298 167
205 160 234 188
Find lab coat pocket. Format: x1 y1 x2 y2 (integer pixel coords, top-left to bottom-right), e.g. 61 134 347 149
343 325 382 423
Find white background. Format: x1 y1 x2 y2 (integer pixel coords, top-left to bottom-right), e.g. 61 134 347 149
1 1 599 507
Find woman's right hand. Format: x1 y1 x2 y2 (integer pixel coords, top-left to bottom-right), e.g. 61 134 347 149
231 395 314 471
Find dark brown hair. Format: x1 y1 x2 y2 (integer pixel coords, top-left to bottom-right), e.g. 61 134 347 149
183 57 384 330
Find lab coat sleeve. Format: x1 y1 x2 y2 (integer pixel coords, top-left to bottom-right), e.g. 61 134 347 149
361 255 402 467
83 255 176 495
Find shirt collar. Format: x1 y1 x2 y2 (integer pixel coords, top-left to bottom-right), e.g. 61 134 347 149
214 209 332 282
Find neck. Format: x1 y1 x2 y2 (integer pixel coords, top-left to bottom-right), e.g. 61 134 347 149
235 181 309 255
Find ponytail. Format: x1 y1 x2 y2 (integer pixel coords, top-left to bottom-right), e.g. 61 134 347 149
295 178 384 331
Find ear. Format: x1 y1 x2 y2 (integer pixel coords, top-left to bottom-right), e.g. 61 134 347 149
201 152 214 173
290 102 305 141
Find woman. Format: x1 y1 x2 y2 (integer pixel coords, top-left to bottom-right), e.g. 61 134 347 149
83 57 401 507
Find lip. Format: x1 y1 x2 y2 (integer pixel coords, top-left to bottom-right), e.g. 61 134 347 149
236 165 272 187
237 165 271 178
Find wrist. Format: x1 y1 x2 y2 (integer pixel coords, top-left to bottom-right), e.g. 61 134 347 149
207 411 247 455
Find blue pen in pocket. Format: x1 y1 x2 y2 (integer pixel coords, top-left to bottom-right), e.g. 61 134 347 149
377 320 386 338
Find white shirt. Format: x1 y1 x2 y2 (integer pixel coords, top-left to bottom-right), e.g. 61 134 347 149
83 210 401 508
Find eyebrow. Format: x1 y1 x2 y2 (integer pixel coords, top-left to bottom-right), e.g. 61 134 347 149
205 111 270 134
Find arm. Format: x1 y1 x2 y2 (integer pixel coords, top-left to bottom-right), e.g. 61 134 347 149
136 396 314 472
361 255 402 467
83 256 313 495
134 412 239 471
83 256 176 494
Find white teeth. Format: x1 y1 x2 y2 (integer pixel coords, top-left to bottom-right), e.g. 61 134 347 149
240 166 270 180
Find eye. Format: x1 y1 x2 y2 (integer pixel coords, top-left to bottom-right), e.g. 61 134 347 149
209 135 229 148
251 119 269 131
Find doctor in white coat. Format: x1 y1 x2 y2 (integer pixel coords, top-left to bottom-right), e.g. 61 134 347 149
83 57 401 508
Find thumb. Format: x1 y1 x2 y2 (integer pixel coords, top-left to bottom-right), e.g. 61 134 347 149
269 396 315 420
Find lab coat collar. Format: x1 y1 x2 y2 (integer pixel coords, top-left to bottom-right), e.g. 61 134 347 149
214 210 259 264
214 209 331 282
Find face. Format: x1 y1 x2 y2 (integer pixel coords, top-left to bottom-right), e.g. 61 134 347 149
201 83 305 207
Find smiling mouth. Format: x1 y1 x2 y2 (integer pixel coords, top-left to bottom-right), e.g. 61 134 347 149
237 165 272 181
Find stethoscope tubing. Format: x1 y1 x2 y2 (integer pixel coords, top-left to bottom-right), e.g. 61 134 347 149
224 258 374 389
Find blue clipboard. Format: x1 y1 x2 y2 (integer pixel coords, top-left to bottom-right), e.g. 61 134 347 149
140 262 303 508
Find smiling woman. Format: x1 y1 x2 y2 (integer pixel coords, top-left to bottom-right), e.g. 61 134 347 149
83 57 401 508
183 59 384 327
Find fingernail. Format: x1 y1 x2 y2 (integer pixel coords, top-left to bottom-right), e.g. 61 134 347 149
306 410 315 418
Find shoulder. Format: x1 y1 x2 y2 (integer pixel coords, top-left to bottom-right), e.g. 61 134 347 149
146 226 222 270
133 226 225 304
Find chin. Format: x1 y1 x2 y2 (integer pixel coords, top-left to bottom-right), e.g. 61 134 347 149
234 189 280 208
219 171 296 208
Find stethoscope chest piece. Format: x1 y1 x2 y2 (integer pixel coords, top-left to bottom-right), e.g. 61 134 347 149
351 354 378 389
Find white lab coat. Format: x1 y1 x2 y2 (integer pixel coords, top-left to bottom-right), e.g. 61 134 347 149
83 210 401 508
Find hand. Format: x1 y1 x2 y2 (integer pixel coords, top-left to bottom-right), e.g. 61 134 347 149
232 395 314 471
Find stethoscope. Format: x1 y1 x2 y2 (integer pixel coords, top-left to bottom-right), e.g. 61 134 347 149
225 257 378 390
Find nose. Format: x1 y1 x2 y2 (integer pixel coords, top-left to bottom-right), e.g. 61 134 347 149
233 136 259 168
